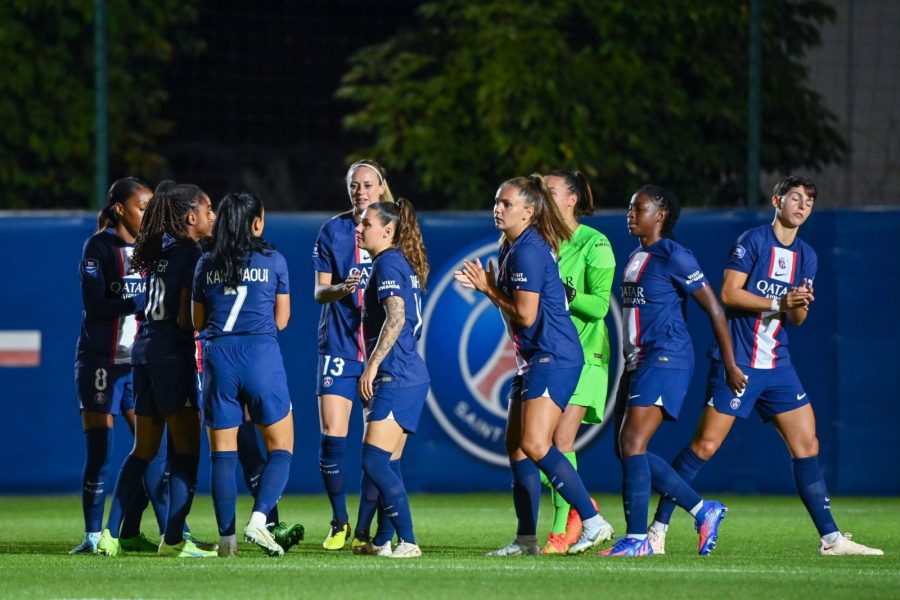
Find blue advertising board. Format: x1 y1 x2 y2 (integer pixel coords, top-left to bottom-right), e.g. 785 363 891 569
0 208 897 495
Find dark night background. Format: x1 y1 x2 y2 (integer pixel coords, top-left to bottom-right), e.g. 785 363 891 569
160 0 422 211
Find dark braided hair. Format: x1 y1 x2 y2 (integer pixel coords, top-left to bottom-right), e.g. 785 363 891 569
547 170 595 217
209 192 275 289
97 177 149 232
130 180 207 275
634 184 681 239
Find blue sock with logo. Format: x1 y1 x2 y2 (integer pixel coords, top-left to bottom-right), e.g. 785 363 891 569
82 427 112 533
211 451 238 536
237 422 279 523
253 450 292 517
163 453 198 545
646 451 702 514
792 456 838 536
372 460 400 546
320 435 348 523
622 454 651 536
362 444 414 544
105 455 149 538
535 447 598 520
509 458 541 536
653 446 707 526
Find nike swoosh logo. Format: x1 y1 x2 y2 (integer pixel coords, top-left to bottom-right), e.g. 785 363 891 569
628 394 640 399
797 393 807 401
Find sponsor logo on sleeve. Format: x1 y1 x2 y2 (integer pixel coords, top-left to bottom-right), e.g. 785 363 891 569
685 270 704 284
84 258 99 276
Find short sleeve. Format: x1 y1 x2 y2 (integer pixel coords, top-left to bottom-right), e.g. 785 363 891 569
80 236 106 283
275 251 290 295
375 257 409 303
506 243 548 294
669 247 708 294
311 223 334 273
725 231 757 274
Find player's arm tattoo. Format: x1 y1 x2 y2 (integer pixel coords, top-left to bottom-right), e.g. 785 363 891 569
367 296 405 371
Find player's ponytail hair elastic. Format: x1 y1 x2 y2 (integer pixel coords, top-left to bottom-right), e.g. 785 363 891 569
97 177 149 232
346 159 395 203
131 180 207 275
209 192 275 289
547 169 595 217
500 174 572 254
634 184 681 239
369 198 429 292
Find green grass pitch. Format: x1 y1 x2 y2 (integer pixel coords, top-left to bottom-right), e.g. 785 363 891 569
1 493 897 599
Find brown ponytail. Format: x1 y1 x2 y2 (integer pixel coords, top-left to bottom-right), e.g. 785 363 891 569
369 199 429 292
500 174 572 254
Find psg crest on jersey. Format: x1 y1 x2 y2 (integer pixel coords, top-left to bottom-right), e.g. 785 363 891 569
421 240 623 466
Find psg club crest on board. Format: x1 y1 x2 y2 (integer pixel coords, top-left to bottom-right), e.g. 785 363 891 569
420 240 622 466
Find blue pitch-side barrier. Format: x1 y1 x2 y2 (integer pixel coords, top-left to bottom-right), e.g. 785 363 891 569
0 209 897 496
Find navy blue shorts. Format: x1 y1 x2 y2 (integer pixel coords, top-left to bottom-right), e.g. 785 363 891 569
625 365 693 421
203 336 292 429
133 361 199 417
76 364 133 415
316 354 363 403
365 382 429 434
510 363 582 411
707 361 809 422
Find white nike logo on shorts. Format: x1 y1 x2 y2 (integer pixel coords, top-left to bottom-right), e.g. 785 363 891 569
797 393 807 401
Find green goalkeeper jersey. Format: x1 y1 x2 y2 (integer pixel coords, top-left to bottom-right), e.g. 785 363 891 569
557 224 615 366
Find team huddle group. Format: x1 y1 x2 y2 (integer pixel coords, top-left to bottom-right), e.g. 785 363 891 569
70 160 883 559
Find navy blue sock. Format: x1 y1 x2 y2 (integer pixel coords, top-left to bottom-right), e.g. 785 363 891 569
81 427 112 533
509 458 541 536
792 456 838 536
320 435 348 523
362 444 414 544
646 452 702 514
105 455 149 538
373 460 401 545
622 454 651 536
163 453 198 545
535 447 597 520
253 450 292 517
356 472 380 539
236 422 279 522
119 487 149 539
211 451 238 536
140 448 169 536
653 446 707 525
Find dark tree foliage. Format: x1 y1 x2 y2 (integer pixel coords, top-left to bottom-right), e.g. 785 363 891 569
337 0 845 209
0 0 201 209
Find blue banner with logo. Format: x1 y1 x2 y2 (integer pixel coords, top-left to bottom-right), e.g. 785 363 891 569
0 209 897 495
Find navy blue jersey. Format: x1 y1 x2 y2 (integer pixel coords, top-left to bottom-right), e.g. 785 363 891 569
496 227 583 371
75 228 146 367
131 235 201 365
719 224 817 369
621 238 708 370
362 248 430 387
312 213 372 361
193 249 290 339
